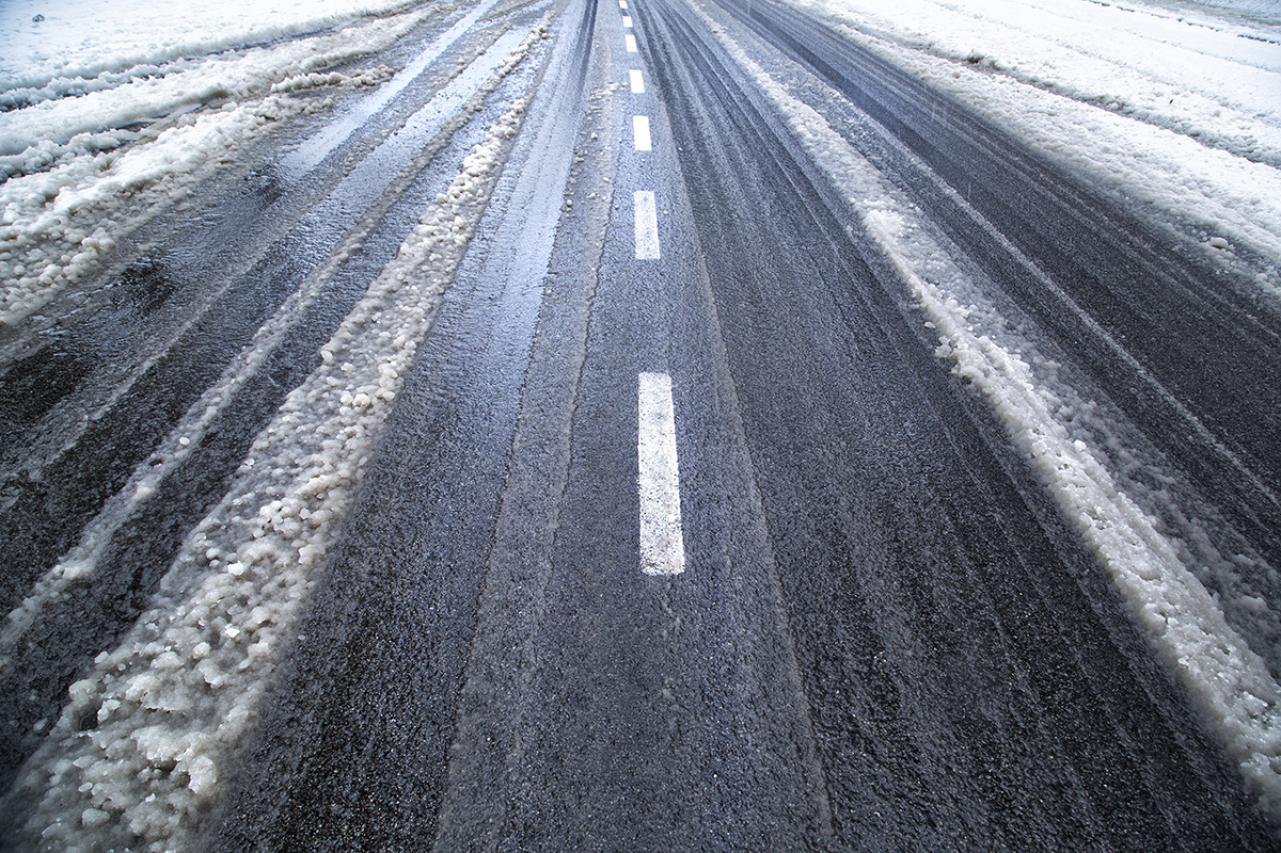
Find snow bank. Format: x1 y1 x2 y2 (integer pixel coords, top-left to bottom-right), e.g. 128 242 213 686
793 0 1281 282
699 1 1281 826
3 62 537 849
0 0 420 95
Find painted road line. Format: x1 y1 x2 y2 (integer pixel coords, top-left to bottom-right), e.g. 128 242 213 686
629 69 645 93
625 33 638 53
634 191 660 259
638 372 685 576
623 15 633 27
633 115 652 151
620 0 628 8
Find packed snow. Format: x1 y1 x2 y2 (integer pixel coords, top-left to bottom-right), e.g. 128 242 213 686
699 0 1281 827
795 0 1281 287
1128 0 1281 28
0 16 544 653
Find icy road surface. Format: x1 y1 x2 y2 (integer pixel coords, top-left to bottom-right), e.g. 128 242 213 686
1 0 1280 848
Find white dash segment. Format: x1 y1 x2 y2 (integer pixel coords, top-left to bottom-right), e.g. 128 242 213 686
633 190 660 259
625 33 638 53
638 372 685 576
619 0 628 8
629 69 645 93
622 15 633 26
632 115 652 151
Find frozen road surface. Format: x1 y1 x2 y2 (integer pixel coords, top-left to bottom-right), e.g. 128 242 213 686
2 0 1281 848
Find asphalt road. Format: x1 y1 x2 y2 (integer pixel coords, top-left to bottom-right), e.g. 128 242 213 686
1 0 1277 848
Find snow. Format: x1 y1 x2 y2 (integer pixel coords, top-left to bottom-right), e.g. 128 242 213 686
283 0 504 176
0 0 418 95
3 31 540 841
0 21 409 159
1 0 1275 841
796 0 1281 161
1127 0 1281 28
698 0 1281 827
794 0 1281 284
0 17 536 527
0 5 438 327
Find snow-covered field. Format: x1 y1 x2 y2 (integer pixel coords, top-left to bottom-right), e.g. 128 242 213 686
797 0 1281 288
0 0 446 326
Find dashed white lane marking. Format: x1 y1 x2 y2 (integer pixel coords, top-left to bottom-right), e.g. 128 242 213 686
629 69 645 93
622 14 633 26
633 190 660 259
638 372 685 576
632 115 652 151
619 0 628 8
625 33 638 53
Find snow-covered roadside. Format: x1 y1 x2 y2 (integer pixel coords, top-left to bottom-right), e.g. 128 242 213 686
696 0 1281 828
0 5 446 327
790 0 1281 288
0 22 544 847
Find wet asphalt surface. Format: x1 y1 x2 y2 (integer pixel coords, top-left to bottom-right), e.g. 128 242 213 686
2 0 1279 848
